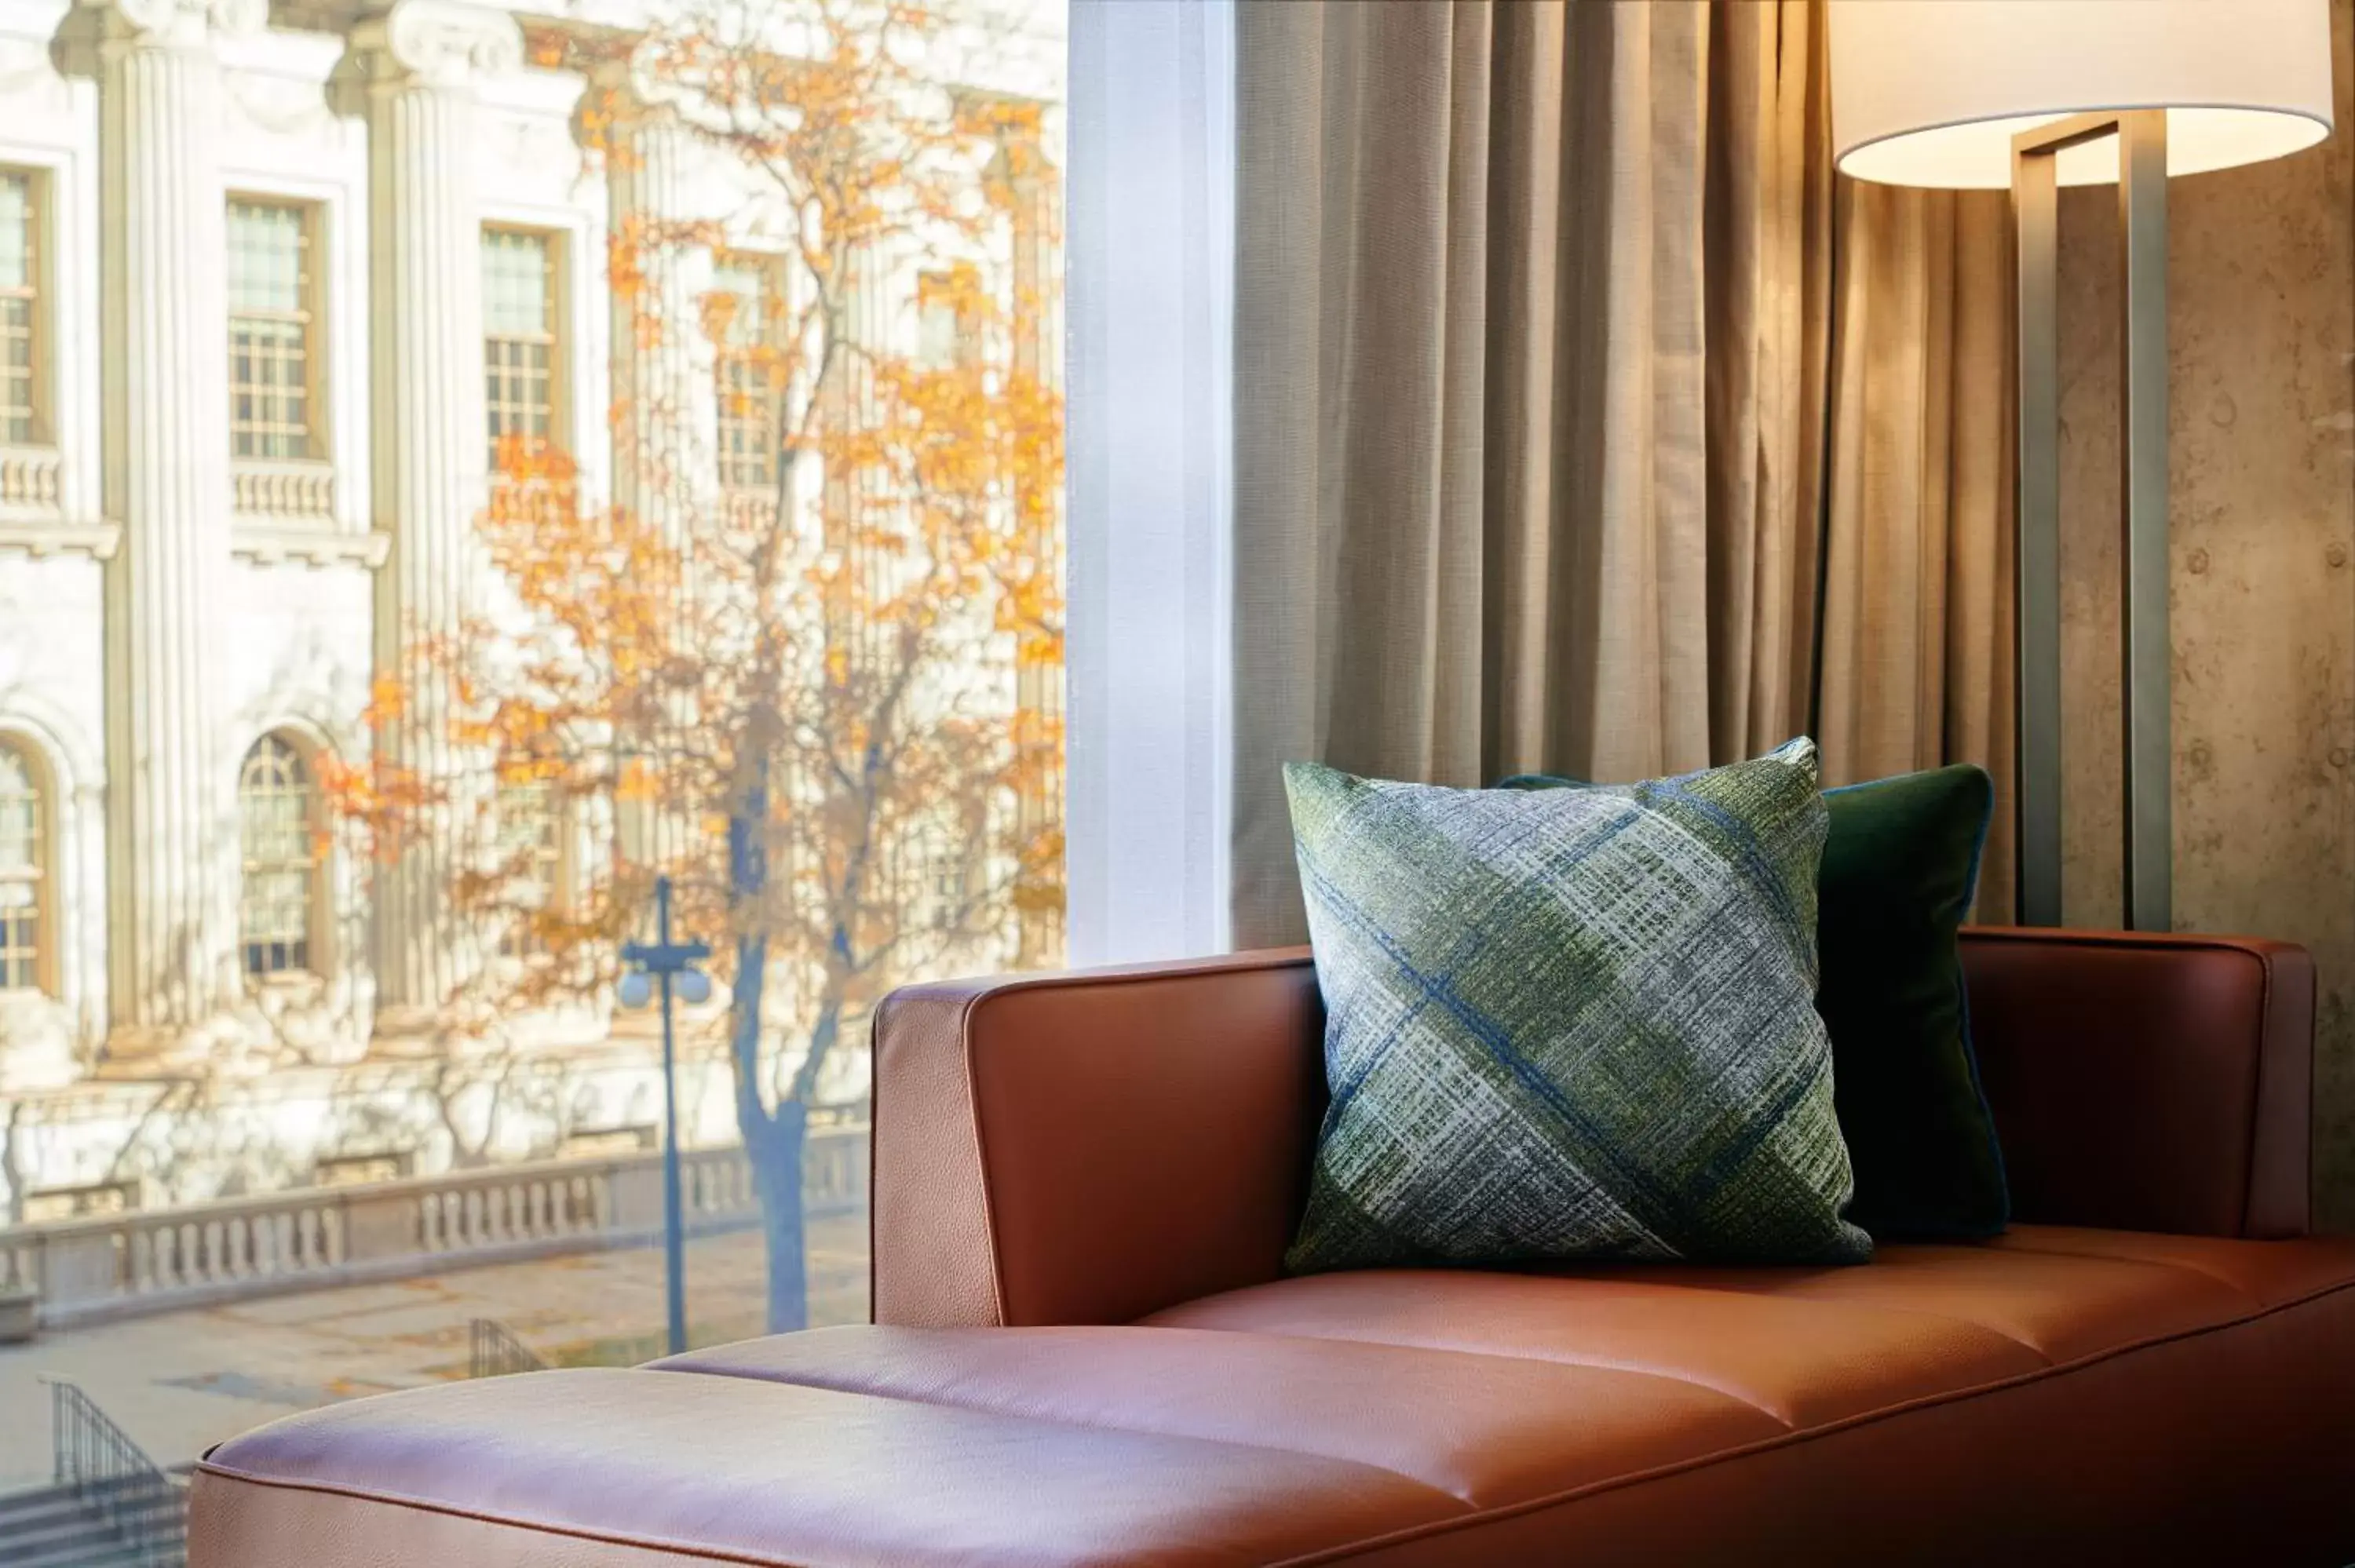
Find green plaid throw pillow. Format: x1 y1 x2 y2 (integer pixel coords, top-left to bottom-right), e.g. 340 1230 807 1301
1283 738 1871 1272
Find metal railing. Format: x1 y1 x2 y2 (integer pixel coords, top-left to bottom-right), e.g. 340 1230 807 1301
1 1121 868 1332
46 1377 184 1566
468 1317 550 1380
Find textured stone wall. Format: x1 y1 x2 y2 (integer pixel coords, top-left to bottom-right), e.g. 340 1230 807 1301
2057 0 2355 1229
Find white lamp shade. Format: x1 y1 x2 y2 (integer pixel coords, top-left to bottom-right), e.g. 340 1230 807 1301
1830 0 2335 189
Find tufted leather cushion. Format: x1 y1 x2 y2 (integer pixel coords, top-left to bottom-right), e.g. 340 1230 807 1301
192 1224 2355 1566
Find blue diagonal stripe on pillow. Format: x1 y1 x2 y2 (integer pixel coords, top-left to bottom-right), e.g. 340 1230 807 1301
1294 838 1699 1253
1635 775 1806 954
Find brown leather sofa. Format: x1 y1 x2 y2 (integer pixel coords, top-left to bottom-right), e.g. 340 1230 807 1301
191 928 2355 1565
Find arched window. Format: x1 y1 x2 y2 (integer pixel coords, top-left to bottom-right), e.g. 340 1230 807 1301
495 782 560 958
0 738 46 992
239 734 317 977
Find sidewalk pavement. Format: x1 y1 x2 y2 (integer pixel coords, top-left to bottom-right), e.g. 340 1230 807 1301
0 1209 871 1493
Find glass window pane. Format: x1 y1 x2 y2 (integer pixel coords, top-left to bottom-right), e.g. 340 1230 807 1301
712 259 766 348
0 0 1068 1500
713 254 780 490
495 783 560 957
481 229 551 337
0 740 42 990
225 199 314 461
484 229 560 468
0 748 33 866
0 170 37 443
227 200 305 313
238 735 316 975
0 172 27 290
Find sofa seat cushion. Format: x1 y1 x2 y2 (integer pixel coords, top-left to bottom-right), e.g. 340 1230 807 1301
191 1225 2355 1567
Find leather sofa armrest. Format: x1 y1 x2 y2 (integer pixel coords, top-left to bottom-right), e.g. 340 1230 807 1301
871 947 1326 1328
1959 926 2314 1239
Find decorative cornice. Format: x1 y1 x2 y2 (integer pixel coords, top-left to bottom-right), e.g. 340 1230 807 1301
517 15 637 78
231 525 391 570
345 0 522 92
74 0 265 51
0 522 122 560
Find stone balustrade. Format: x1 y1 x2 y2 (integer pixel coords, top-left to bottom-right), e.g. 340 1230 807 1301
0 447 61 513
229 459 338 520
0 1124 867 1331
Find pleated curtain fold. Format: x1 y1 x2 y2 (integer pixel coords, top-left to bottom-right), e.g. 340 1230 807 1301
1819 179 2021 921
1232 0 2019 946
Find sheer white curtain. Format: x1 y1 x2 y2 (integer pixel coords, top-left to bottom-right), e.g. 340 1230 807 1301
1064 0 1237 965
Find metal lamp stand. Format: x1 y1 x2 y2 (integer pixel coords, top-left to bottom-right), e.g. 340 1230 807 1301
2012 109 2171 932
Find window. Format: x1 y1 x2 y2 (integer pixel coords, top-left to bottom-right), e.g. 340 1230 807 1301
924 847 970 932
713 253 783 493
892 821 971 933
0 170 42 446
495 782 560 958
0 739 46 991
228 198 319 460
483 227 561 468
0 0 1069 1467
917 266 980 370
239 735 317 976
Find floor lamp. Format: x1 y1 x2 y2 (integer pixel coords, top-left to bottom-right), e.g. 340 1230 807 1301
1826 0 2334 928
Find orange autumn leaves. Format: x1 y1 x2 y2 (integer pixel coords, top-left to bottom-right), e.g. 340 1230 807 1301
323 0 1064 1045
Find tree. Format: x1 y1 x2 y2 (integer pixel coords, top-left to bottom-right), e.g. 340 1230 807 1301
327 0 1063 1333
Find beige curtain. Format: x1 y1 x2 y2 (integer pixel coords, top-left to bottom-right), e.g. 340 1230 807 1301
1232 0 2018 946
1819 181 2020 920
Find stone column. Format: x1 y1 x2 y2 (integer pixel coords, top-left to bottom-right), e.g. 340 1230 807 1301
347 0 520 1030
86 0 258 1045
820 239 885 630
603 83 716 558
597 78 715 873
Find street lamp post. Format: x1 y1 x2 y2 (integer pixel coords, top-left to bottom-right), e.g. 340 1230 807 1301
617 874 711 1357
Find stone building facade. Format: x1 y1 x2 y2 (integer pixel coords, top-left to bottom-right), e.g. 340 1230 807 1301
0 0 1062 1216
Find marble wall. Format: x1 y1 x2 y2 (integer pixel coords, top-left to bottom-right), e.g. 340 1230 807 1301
2056 0 2355 1227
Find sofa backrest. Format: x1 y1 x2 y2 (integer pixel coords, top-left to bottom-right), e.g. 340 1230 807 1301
871 928 2315 1329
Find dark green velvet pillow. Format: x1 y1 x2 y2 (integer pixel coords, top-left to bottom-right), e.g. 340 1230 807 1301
1497 763 2009 1239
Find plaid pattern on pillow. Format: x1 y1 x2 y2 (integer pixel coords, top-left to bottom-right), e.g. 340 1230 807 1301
1283 738 1871 1273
